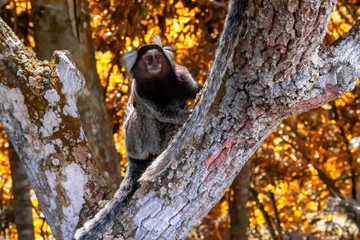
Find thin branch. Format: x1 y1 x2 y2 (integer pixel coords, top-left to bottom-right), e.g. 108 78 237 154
250 188 279 240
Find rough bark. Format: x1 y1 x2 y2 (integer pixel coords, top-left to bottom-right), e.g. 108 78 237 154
229 160 250 240
0 18 109 239
9 143 35 240
31 0 120 189
101 0 360 239
0 0 360 239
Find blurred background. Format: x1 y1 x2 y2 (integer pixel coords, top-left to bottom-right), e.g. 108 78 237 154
0 0 359 239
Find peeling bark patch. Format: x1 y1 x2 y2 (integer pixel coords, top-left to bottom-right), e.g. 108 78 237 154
287 83 342 115
40 110 61 137
55 51 85 118
229 145 237 158
0 84 30 130
225 168 234 182
44 89 60 106
203 138 234 170
266 37 276 47
61 163 88 239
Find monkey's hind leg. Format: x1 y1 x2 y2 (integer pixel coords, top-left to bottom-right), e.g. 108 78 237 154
120 157 153 196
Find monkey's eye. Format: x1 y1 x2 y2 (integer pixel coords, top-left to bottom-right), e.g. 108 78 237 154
155 53 162 59
143 55 151 60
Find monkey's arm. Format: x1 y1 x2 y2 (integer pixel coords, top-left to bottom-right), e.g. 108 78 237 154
175 64 203 98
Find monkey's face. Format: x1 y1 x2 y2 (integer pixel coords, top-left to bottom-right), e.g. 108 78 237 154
140 49 164 76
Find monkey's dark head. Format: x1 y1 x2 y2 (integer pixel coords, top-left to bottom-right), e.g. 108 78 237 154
122 35 175 81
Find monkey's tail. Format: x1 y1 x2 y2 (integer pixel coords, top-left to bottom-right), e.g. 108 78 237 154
140 0 248 182
74 158 152 240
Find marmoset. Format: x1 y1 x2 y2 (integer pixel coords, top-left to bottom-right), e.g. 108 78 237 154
74 35 202 240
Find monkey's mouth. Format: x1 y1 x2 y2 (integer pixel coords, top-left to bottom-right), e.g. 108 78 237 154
147 64 162 74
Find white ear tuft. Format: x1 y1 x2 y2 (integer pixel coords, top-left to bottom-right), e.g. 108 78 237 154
121 51 138 74
163 46 174 58
152 35 163 47
163 46 175 67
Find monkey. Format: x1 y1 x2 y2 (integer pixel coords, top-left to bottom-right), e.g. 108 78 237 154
122 38 202 164
74 35 202 240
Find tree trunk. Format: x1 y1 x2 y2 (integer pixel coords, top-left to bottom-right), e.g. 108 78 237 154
9 143 35 240
0 20 110 238
0 0 360 239
229 161 251 240
31 0 121 190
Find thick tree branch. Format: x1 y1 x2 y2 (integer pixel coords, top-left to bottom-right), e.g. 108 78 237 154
0 18 109 239
90 0 360 239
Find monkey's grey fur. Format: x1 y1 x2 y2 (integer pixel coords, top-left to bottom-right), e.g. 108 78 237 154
124 65 201 161
140 0 248 181
74 36 202 240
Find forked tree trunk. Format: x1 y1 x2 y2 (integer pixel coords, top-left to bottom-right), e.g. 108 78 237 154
0 0 360 239
0 23 110 238
31 0 121 190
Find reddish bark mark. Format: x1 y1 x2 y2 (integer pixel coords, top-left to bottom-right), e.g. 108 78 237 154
203 148 228 170
325 83 342 93
223 138 233 148
203 151 222 169
209 149 228 170
191 209 199 217
268 109 279 120
288 84 342 114
254 106 263 117
202 136 240 184
239 56 247 66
